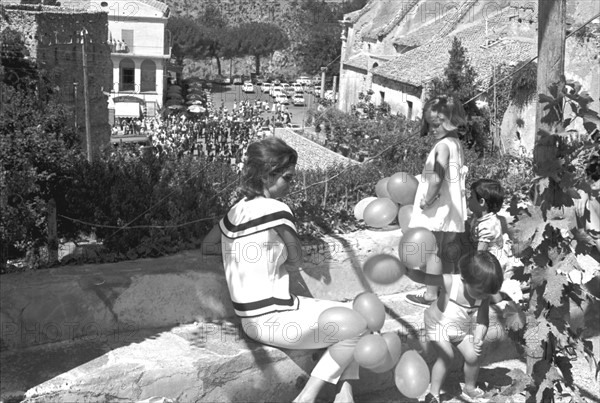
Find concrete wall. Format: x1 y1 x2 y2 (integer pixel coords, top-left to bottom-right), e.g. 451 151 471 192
2 6 112 155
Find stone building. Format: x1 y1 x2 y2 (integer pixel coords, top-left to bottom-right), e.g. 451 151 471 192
58 0 171 122
338 0 599 156
1 2 112 155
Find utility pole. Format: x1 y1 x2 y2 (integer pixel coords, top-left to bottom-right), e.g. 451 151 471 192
320 67 326 99
492 65 497 152
81 28 93 163
73 82 79 132
534 0 566 174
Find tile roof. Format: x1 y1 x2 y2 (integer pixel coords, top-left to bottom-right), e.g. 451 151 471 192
344 53 369 71
373 19 536 87
135 0 169 15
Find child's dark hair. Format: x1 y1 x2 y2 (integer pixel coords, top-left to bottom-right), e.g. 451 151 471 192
420 94 467 137
459 251 503 295
240 137 298 199
471 179 504 213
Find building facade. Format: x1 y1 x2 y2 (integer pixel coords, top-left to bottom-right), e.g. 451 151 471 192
85 0 171 120
1 2 112 154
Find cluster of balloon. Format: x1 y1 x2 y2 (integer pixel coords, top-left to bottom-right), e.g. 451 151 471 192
354 172 419 229
398 227 437 269
351 293 403 373
317 292 403 373
394 350 430 398
363 253 406 284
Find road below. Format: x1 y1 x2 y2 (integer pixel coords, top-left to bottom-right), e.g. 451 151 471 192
209 83 319 128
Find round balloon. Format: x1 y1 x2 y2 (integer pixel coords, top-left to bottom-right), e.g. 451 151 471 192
375 177 392 199
329 341 356 367
370 332 403 373
354 197 378 221
352 292 386 332
354 334 389 369
364 198 399 228
318 307 368 342
363 254 406 284
397 205 414 232
398 227 437 269
394 350 430 398
387 172 419 205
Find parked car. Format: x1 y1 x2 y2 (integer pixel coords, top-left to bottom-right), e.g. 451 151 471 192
314 85 322 97
324 90 337 100
261 82 272 93
281 83 291 94
292 94 305 106
275 94 289 105
296 76 312 86
212 75 228 85
292 83 304 93
270 86 284 97
233 76 243 85
242 82 255 93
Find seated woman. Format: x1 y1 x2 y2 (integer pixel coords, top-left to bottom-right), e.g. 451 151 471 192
202 137 364 403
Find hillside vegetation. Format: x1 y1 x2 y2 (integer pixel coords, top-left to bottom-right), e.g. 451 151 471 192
164 0 367 79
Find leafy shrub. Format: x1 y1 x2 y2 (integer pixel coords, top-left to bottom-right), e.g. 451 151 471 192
0 83 81 268
62 147 234 260
499 78 599 401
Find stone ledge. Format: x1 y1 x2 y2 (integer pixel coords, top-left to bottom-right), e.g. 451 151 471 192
1 292 521 403
1 229 412 350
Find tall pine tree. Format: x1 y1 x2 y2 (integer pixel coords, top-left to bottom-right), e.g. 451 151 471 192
430 37 486 151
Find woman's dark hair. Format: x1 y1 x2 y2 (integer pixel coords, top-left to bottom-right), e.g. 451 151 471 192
470 179 504 213
420 94 467 137
240 137 298 199
459 251 503 295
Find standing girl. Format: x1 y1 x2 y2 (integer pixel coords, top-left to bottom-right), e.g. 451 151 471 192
202 137 363 403
406 95 469 306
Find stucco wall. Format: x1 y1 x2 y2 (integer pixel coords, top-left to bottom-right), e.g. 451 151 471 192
338 66 366 113
3 6 112 155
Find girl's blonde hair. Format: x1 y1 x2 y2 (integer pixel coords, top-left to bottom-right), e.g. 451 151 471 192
420 94 467 137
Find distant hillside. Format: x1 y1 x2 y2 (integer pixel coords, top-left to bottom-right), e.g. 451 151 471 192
164 0 365 79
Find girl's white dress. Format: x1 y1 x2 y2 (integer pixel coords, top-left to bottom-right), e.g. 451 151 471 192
409 137 468 233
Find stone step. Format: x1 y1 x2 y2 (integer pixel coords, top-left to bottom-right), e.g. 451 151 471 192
2 292 522 403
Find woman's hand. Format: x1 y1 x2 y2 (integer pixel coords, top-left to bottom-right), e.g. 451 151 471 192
419 194 439 210
473 340 483 356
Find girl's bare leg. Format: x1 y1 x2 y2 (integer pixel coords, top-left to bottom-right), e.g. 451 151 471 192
430 340 454 396
457 337 480 392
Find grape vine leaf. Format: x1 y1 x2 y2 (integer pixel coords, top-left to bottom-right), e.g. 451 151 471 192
503 301 526 331
554 355 574 387
553 253 581 275
512 206 546 249
535 365 562 403
543 266 569 307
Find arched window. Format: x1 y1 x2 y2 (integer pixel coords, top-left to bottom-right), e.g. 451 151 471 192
140 59 156 92
119 58 135 91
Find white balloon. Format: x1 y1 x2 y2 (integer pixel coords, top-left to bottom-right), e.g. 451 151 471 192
354 197 378 221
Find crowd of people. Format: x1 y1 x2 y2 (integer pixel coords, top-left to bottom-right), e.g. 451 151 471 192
110 85 299 169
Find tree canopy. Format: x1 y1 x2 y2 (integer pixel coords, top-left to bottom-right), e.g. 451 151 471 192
227 22 289 74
